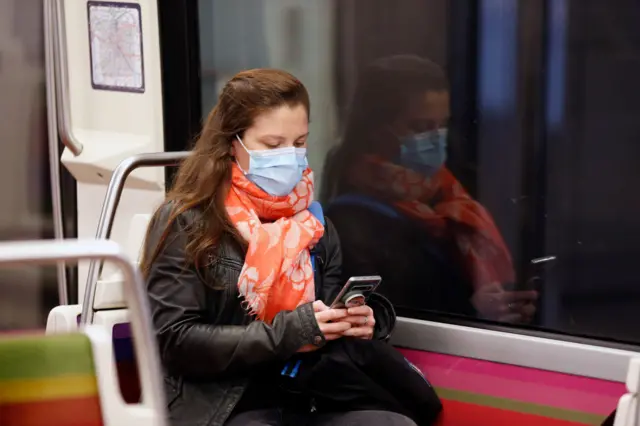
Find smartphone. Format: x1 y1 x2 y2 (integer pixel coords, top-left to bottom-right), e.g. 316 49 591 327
330 276 382 309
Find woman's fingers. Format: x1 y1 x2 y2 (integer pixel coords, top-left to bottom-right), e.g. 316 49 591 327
313 303 375 340
347 305 373 317
342 315 376 326
320 320 352 335
498 300 538 314
315 308 348 323
501 290 538 304
342 325 374 338
521 302 536 317
497 313 523 323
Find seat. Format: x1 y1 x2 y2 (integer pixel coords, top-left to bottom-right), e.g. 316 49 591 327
0 325 158 426
46 213 151 328
46 305 140 403
614 357 640 426
46 214 152 403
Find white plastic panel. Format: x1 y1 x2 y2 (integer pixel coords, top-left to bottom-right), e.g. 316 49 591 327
628 358 640 393
614 395 636 426
60 0 165 185
56 0 166 301
93 213 152 310
46 305 130 333
125 213 152 266
45 213 154 313
46 304 82 333
613 358 640 426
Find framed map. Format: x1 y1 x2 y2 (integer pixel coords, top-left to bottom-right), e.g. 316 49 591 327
87 1 145 93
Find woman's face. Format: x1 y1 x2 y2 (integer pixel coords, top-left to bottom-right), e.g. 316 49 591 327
233 104 309 171
391 90 450 138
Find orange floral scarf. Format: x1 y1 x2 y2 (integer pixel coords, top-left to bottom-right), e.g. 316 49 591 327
350 156 514 289
225 164 325 323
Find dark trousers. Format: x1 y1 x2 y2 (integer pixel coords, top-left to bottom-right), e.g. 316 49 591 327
225 408 418 426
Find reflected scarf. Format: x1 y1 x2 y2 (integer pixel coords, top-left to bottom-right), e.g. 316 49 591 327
350 156 514 289
226 164 325 323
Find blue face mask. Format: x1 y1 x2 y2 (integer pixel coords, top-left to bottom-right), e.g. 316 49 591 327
399 128 448 177
236 135 308 196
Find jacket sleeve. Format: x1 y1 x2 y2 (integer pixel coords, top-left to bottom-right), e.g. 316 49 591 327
318 217 396 341
145 204 325 379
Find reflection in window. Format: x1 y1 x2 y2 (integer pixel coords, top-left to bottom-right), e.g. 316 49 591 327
324 55 536 326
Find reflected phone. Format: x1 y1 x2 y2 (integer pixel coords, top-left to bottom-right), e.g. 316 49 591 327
330 276 382 309
525 256 556 290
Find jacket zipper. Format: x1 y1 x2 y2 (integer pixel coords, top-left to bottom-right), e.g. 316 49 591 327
214 257 244 270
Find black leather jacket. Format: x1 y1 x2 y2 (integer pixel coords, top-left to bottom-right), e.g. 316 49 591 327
145 203 395 426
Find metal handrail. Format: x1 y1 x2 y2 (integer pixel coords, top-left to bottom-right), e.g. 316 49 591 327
52 0 83 156
80 151 190 324
44 0 69 304
0 239 166 424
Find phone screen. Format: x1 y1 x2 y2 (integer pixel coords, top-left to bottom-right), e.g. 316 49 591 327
330 276 382 309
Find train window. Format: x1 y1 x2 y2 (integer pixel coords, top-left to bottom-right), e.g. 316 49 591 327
195 0 640 346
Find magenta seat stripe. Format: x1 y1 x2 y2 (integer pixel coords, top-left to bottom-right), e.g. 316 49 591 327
401 349 623 396
429 367 617 415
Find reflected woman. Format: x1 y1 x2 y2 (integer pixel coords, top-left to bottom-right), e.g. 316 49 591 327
141 69 415 426
322 55 537 323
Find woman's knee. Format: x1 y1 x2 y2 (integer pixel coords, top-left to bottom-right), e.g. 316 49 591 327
313 410 417 426
224 409 282 426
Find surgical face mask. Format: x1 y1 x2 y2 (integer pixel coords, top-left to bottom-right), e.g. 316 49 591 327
235 135 308 196
398 128 448 177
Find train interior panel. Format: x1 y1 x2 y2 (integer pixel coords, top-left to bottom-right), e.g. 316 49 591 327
1 0 639 425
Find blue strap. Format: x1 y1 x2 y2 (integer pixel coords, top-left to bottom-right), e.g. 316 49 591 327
308 201 324 273
308 201 325 225
290 360 302 377
281 359 302 378
330 193 402 220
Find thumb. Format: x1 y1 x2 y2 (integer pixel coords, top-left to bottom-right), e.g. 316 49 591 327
313 300 329 312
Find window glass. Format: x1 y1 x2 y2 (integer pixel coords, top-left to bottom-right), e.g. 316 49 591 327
197 0 640 345
536 0 640 343
0 0 61 330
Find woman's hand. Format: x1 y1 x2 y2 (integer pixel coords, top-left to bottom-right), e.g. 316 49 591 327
342 305 375 340
298 301 352 352
471 283 538 323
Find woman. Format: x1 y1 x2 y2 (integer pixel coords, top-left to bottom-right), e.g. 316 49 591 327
322 55 537 323
141 69 414 426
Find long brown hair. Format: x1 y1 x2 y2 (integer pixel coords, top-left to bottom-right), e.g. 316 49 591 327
141 69 311 277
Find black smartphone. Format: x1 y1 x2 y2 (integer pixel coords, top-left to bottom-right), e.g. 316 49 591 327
330 276 382 309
